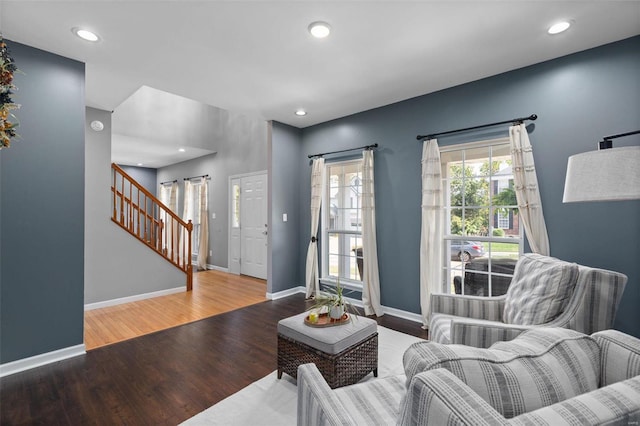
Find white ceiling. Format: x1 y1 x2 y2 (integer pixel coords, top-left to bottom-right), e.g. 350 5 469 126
3 1 640 165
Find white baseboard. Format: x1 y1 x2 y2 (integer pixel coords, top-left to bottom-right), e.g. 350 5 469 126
84 286 185 310
269 286 422 323
346 296 423 323
267 286 306 300
0 344 86 378
381 305 423 323
205 264 229 273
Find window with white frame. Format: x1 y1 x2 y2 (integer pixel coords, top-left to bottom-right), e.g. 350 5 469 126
440 139 523 297
322 159 363 285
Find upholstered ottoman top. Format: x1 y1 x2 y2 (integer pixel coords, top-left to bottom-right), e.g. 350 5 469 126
277 312 377 354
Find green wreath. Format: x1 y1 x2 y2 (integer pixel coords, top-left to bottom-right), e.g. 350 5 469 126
1 36 20 149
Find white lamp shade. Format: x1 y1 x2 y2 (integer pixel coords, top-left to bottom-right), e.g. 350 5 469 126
563 146 640 202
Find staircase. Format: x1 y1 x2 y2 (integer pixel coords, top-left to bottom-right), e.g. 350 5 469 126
111 163 193 290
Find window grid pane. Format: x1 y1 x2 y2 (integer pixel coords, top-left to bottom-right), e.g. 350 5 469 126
442 141 522 297
323 159 363 283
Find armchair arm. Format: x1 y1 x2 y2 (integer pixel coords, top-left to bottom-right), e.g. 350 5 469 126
297 363 355 426
591 329 640 386
449 317 532 348
397 369 507 426
430 293 506 322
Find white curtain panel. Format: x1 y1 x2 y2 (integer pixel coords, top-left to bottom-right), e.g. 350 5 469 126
509 124 550 255
159 184 171 250
420 139 444 328
197 179 209 271
169 182 179 255
182 180 194 266
305 158 325 298
361 150 383 317
160 182 180 253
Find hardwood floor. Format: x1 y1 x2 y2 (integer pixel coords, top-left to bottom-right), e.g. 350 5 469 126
1 294 428 425
84 270 267 350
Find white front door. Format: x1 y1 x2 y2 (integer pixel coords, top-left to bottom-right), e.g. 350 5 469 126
228 172 268 279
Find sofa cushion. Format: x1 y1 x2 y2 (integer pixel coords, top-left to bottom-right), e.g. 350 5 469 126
403 328 600 418
503 254 579 325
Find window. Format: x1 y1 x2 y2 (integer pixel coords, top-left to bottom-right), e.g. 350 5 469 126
441 139 522 297
322 159 363 284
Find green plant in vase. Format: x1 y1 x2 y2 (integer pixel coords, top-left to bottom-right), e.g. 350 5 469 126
310 278 356 320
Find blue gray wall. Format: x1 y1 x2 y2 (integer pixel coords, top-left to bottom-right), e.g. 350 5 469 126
119 165 157 194
270 122 302 293
286 36 640 337
0 41 85 362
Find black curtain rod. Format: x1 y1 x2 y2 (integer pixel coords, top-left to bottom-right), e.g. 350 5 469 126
160 179 178 185
183 174 210 181
308 143 378 159
416 114 538 141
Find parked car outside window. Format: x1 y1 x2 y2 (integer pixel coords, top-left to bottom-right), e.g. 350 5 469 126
450 241 485 262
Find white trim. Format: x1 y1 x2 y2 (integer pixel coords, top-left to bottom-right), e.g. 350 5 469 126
0 344 86 378
206 264 229 273
320 277 362 293
229 169 269 180
381 305 423 323
439 136 511 152
320 158 364 282
267 286 423 323
84 286 184 311
345 295 422 323
267 286 306 300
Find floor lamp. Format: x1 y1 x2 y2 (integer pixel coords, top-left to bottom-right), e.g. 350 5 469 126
563 130 640 203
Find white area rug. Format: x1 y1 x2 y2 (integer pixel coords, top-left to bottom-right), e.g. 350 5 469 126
182 326 424 426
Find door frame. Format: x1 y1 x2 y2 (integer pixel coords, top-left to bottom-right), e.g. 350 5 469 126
228 170 268 276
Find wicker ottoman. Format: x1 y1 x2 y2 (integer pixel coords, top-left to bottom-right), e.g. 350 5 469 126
277 311 378 389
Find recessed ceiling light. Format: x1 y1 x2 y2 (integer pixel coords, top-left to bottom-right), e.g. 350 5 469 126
178 148 186 152
72 27 100 42
295 109 307 116
308 21 331 38
90 120 104 131
137 163 144 166
548 21 571 35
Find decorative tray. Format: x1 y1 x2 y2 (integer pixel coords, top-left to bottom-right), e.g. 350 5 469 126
304 312 351 327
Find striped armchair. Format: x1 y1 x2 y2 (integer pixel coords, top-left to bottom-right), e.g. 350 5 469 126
399 329 640 425
297 328 640 426
429 254 627 348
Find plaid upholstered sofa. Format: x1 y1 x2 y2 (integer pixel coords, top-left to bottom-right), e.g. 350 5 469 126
297 328 640 425
430 254 627 348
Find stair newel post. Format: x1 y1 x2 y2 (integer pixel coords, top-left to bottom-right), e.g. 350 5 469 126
187 220 193 291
